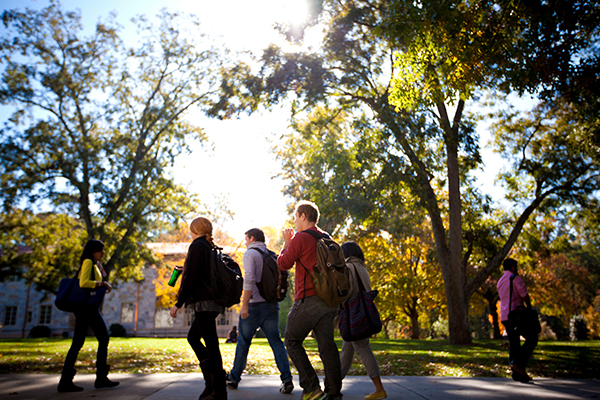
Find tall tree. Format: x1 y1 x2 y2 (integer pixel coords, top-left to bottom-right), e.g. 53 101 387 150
233 0 600 343
0 209 86 293
0 2 234 285
359 229 445 339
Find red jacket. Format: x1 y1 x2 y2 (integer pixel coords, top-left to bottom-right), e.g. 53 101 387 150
277 227 322 301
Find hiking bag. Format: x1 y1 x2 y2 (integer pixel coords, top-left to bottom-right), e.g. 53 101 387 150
207 246 244 308
300 229 351 307
250 247 289 303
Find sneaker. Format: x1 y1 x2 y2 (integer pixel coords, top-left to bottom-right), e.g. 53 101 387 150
365 390 387 400
226 381 238 390
280 381 294 394
301 388 324 400
225 372 238 389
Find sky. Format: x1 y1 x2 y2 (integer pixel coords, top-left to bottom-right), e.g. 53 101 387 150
0 0 514 241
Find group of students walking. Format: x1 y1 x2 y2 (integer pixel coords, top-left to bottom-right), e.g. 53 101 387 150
168 201 387 400
57 200 537 399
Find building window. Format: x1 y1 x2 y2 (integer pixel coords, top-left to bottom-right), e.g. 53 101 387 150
27 311 32 323
121 303 135 324
39 305 52 324
217 308 233 326
3 306 17 326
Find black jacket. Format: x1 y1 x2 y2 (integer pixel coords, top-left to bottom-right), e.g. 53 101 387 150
176 236 213 308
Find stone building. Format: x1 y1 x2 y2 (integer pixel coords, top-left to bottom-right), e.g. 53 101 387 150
0 243 240 338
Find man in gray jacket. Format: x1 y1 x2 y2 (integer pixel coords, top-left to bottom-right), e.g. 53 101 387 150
226 228 294 394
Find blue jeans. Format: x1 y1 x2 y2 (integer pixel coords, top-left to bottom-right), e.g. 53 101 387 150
229 302 292 384
285 295 342 399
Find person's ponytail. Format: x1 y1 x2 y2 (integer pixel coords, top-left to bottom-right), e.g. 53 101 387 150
189 217 214 246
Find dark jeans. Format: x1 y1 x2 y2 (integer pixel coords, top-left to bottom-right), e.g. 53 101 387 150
188 311 223 375
502 319 538 371
229 302 292 384
285 295 342 398
62 307 109 374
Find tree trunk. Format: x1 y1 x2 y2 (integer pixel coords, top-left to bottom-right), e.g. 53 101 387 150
441 100 471 345
408 297 420 339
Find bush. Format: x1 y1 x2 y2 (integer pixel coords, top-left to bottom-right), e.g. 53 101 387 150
432 317 449 339
570 315 588 341
29 325 51 338
109 323 127 337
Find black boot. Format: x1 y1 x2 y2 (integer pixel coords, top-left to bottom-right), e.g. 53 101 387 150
95 365 120 389
57 368 84 392
199 360 214 400
203 369 227 400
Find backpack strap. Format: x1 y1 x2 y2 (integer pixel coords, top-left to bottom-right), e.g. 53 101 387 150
249 247 265 256
302 229 328 240
509 273 515 316
344 260 366 308
353 265 367 292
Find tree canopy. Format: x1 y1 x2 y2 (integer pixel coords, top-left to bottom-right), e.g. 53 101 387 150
238 0 600 343
0 2 235 290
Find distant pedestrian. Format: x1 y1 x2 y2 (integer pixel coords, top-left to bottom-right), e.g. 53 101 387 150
226 326 238 343
278 201 343 400
340 241 386 400
57 239 119 392
226 228 293 394
497 258 538 382
170 217 227 400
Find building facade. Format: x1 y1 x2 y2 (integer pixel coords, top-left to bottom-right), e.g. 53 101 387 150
0 243 240 338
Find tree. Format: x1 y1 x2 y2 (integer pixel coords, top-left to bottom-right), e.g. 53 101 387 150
358 228 445 339
273 105 444 337
0 209 86 294
0 2 235 286
236 0 600 343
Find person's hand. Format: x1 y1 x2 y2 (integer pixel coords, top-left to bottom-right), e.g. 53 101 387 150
103 281 112 293
241 304 249 319
282 228 295 245
170 305 180 318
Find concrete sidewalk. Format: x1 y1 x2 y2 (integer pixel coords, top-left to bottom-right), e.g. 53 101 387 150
0 374 599 400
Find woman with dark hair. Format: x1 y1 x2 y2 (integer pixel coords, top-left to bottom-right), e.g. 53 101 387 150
340 241 387 400
170 217 227 400
58 239 119 392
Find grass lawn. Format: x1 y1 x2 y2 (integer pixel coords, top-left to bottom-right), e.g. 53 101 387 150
0 338 598 379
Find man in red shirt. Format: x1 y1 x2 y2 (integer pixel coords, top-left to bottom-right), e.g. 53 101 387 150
278 201 343 400
497 258 538 382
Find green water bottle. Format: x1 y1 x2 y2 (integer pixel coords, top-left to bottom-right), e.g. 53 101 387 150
168 266 183 286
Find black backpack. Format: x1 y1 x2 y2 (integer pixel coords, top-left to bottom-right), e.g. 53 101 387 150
207 246 244 308
250 247 289 303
